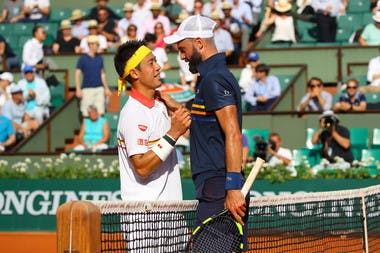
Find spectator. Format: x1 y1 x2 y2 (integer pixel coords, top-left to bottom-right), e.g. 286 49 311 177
22 25 47 72
70 9 89 40
132 0 152 31
311 110 353 164
0 72 15 108
244 63 281 111
210 11 235 58
120 24 139 44
297 77 333 112
267 132 293 166
144 33 171 83
23 0 50 23
256 0 297 45
0 114 15 152
162 0 183 25
96 6 118 45
334 78 367 112
0 0 24 23
87 0 121 21
117 3 138 40
359 12 380 46
246 0 263 26
311 0 341 42
296 0 314 15
73 104 110 152
360 52 380 93
139 3 171 39
52 20 81 54
2 85 39 138
202 0 223 18
79 20 108 54
192 0 204 15
239 52 260 93
75 35 111 117
0 33 19 71
153 22 167 48
17 65 50 124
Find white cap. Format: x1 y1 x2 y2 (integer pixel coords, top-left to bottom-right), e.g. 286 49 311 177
164 15 216 44
0 72 13 82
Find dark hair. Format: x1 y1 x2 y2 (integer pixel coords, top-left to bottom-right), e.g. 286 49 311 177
33 25 43 36
114 40 146 82
307 77 323 87
144 33 157 43
255 64 270 75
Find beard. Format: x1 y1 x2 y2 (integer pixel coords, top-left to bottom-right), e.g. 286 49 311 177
188 46 202 74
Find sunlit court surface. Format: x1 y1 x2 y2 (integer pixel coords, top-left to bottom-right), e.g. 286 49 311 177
56 184 380 253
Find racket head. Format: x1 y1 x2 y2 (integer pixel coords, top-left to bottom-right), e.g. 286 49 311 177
186 209 243 253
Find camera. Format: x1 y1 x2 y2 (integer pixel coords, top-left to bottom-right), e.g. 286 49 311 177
253 135 276 160
324 116 336 128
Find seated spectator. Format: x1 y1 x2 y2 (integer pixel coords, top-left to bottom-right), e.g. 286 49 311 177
132 0 152 31
17 65 50 124
256 0 297 45
2 85 39 138
96 6 118 46
0 72 15 108
202 0 223 18
244 63 281 111
22 25 47 72
22 0 50 23
52 20 81 54
86 0 121 21
334 78 367 112
267 132 293 167
296 0 314 15
311 0 341 42
239 52 260 93
138 3 171 39
79 20 108 54
0 33 19 71
70 9 89 40
154 22 167 49
119 24 139 44
210 11 235 58
360 53 380 93
73 105 110 152
162 0 183 25
297 77 333 112
0 0 24 23
117 3 138 41
144 33 170 83
311 110 353 164
0 114 15 152
359 11 380 46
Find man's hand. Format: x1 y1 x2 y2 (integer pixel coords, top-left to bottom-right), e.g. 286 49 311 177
167 106 191 140
225 189 246 225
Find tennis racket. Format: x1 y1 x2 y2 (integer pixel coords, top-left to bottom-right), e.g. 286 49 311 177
186 157 265 253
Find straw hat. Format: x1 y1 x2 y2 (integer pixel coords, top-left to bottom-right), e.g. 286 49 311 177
150 3 162 10
274 0 292 13
87 35 99 44
175 12 189 24
87 19 98 28
210 11 222 20
60 19 72 30
221 1 232 10
71 9 84 21
123 2 134 11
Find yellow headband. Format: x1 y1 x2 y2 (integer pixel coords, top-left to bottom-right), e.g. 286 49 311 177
117 45 152 96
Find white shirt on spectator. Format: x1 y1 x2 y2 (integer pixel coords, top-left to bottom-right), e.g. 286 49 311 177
22 37 43 68
117 17 138 39
268 147 293 166
24 0 50 20
153 47 168 80
214 28 234 54
367 56 380 86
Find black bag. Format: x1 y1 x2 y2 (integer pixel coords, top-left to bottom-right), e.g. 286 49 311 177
45 74 60 87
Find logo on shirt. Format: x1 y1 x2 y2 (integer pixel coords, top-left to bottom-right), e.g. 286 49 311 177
138 124 148 131
224 90 231 96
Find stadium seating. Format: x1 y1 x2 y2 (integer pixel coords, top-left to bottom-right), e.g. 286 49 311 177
372 128 380 149
293 148 320 167
49 82 65 111
346 0 371 14
49 8 72 23
104 112 119 148
350 127 369 160
361 149 380 175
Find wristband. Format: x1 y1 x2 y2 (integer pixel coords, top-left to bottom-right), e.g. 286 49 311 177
151 136 175 161
163 134 176 147
225 172 242 190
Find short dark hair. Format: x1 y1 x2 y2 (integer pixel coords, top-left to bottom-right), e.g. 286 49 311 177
33 25 43 36
114 40 146 83
307 77 323 87
255 64 270 75
144 33 157 43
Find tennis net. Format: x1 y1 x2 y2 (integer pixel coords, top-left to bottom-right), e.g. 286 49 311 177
57 184 380 253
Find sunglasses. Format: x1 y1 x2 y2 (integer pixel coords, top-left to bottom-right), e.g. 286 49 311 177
347 86 357 89
309 84 321 88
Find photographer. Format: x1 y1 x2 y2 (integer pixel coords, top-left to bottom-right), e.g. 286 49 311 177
267 132 292 166
311 110 353 164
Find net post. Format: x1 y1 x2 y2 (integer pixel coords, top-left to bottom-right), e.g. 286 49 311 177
56 201 101 253
361 195 369 253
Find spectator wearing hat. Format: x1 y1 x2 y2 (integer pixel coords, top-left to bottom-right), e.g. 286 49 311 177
221 1 243 65
244 63 281 111
117 3 139 40
297 77 333 112
2 85 39 138
311 0 341 42
22 0 50 23
119 24 139 44
256 0 298 45
359 12 380 46
138 3 171 39
0 0 24 23
87 0 121 21
202 0 224 19
0 72 15 108
311 110 353 164
161 0 183 25
0 114 15 152
75 35 111 117
0 33 19 71
17 65 50 124
239 52 260 93
96 6 118 44
22 25 47 72
132 0 152 31
210 11 234 58
79 20 108 54
71 9 89 40
52 19 81 54
334 78 367 112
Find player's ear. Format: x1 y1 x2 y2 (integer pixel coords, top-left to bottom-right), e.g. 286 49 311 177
194 37 204 50
129 69 139 79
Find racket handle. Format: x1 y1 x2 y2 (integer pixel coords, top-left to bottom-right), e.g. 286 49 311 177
241 157 265 197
